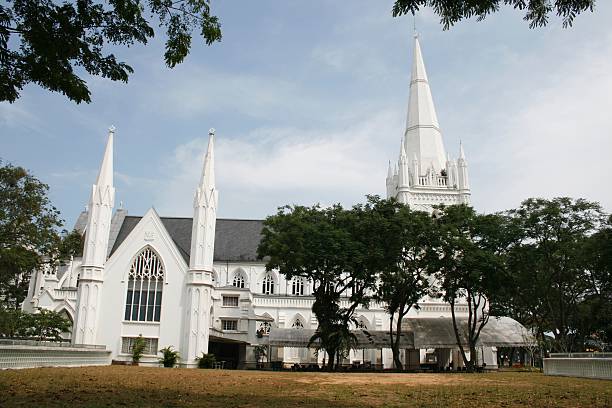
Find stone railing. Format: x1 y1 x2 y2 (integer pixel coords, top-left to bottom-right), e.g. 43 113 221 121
53 288 78 301
0 340 110 369
253 295 315 309
544 355 612 380
252 295 386 311
550 352 612 359
417 175 448 187
417 303 469 314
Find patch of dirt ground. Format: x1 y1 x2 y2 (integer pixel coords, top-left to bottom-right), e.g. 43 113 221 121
0 366 610 408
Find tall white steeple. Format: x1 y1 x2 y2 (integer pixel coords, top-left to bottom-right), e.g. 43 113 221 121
404 34 447 174
387 36 471 212
74 127 115 344
183 128 218 365
82 128 115 268
189 129 218 271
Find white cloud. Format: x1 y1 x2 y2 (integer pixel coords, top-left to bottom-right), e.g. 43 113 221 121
472 33 612 213
0 102 44 135
138 65 316 121
154 109 404 218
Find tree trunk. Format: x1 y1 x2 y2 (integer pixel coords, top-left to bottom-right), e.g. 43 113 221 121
469 344 477 372
450 300 470 370
390 304 408 371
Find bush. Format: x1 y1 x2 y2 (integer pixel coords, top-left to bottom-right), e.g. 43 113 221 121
131 335 146 364
0 308 27 337
159 346 179 368
0 307 70 340
254 345 267 364
196 353 216 369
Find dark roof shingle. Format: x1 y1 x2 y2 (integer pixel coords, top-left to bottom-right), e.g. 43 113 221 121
109 216 264 263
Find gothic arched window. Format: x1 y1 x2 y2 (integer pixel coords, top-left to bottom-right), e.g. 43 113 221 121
232 272 245 289
291 277 305 296
355 318 368 329
292 318 304 329
259 321 271 336
262 273 275 295
124 247 164 322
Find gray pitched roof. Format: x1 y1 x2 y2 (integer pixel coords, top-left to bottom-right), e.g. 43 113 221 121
109 216 265 263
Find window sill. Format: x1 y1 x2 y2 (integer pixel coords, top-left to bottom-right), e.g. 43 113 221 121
122 321 161 325
117 353 158 357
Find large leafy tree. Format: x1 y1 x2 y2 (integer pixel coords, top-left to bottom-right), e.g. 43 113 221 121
0 0 221 103
1 1 596 104
432 205 511 371
579 216 612 349
392 1 595 29
258 196 399 370
504 197 607 352
258 203 356 370
0 162 64 308
375 205 437 370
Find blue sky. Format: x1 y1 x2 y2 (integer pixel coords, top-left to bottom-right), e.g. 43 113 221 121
2 1 611 228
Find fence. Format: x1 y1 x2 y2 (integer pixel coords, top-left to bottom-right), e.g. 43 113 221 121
543 353 612 380
0 340 111 369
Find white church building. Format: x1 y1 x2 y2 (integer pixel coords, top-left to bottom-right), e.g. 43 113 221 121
23 36 526 369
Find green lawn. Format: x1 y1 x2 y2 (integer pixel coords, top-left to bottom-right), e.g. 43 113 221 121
0 366 610 407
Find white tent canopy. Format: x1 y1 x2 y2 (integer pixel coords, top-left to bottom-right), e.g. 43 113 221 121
402 316 534 349
267 317 532 350
268 328 414 350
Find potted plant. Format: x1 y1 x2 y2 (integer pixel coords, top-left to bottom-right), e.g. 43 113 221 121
196 352 216 369
159 346 179 368
254 345 267 368
131 335 146 366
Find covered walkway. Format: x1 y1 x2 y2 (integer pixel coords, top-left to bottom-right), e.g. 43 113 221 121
262 317 533 370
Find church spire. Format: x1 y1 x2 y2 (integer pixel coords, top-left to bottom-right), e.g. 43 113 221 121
184 128 218 365
198 129 215 193
95 126 114 188
189 128 218 272
404 35 447 174
82 127 115 268
74 126 115 345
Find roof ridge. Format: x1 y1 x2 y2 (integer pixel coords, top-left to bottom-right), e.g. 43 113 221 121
120 215 264 222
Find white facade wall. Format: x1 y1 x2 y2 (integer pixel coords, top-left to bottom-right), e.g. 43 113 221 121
95 209 189 365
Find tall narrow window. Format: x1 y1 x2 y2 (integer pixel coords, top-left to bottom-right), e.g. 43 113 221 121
124 247 164 322
262 273 274 295
291 278 305 296
232 272 245 288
